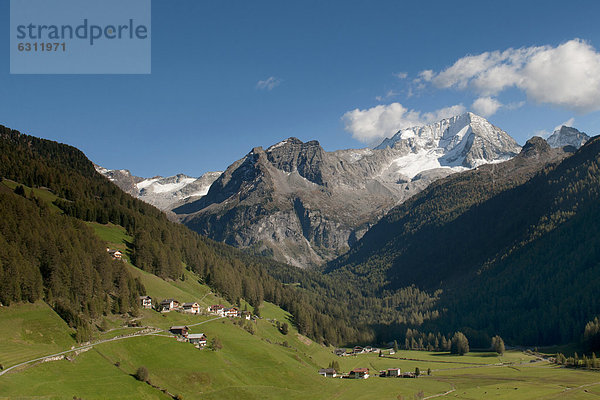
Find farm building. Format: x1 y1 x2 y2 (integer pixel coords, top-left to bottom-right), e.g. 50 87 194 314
349 368 369 379
160 299 180 312
318 368 337 378
106 248 122 260
223 307 239 318
188 333 207 347
170 326 189 337
334 348 346 356
139 295 152 309
182 302 200 314
207 305 225 316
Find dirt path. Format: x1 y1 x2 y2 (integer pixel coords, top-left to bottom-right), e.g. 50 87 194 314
423 387 456 399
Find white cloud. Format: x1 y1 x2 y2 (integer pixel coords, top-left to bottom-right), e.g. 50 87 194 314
256 76 282 91
342 102 465 144
534 129 552 139
536 117 576 139
554 117 575 131
471 96 503 117
427 39 600 113
375 90 399 102
418 70 434 82
394 72 408 79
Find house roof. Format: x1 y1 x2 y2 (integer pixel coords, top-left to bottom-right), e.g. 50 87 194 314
139 295 151 300
182 302 198 307
351 368 369 373
188 333 206 339
161 298 177 304
318 368 336 374
170 326 189 330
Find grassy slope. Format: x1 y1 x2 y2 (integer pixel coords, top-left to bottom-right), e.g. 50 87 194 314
0 302 75 368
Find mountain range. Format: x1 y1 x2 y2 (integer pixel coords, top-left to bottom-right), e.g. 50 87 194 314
1 115 599 348
99 113 589 268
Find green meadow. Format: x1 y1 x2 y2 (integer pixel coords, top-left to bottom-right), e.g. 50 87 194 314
2 296 600 399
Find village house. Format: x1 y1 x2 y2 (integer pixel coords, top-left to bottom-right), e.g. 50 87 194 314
182 302 200 314
242 311 251 320
187 333 207 347
106 248 122 260
334 348 347 357
387 368 401 377
318 368 337 378
160 299 180 312
139 295 152 309
349 368 369 379
169 326 189 337
353 346 364 354
223 307 239 318
207 304 225 316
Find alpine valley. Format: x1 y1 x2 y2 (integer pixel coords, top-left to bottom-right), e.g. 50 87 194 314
2 115 600 399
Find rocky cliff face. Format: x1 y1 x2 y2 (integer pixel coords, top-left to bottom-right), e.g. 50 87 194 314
174 113 522 268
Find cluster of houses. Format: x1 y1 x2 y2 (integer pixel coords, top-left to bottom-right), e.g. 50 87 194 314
207 304 252 320
378 368 417 378
334 346 378 356
318 367 416 379
137 297 251 320
168 326 208 348
318 367 370 379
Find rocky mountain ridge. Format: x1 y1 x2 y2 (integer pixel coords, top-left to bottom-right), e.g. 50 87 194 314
172 113 522 267
98 114 589 268
94 165 221 211
547 125 590 149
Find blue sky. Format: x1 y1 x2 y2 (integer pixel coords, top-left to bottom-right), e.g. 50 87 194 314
2 0 600 177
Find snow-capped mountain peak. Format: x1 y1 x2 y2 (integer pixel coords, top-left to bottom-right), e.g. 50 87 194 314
374 112 521 179
546 126 590 149
95 166 222 211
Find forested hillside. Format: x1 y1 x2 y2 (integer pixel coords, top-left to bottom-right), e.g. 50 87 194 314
327 136 600 346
